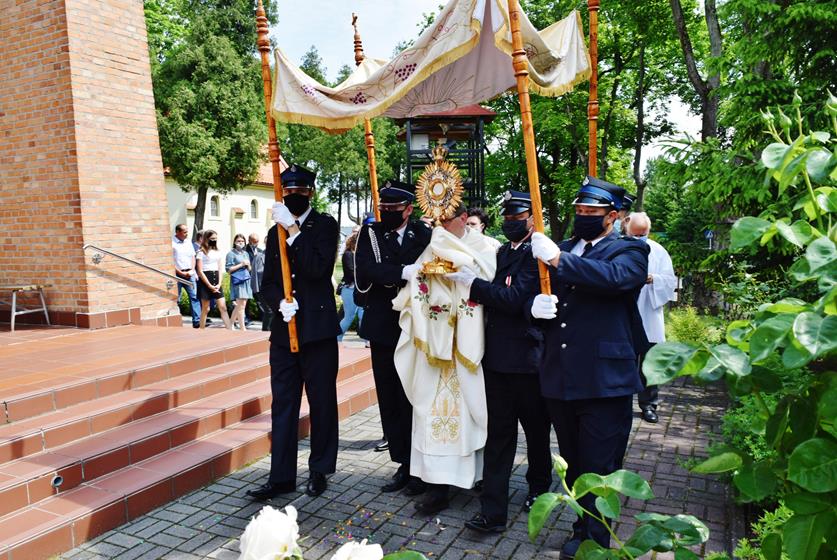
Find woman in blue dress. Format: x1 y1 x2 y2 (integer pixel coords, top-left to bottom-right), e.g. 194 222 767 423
226 234 253 332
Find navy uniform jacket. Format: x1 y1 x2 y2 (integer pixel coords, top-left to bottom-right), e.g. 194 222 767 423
354 220 431 346
261 211 341 347
538 232 650 400
469 240 540 374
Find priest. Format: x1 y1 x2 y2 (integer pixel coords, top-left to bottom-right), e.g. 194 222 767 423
393 202 497 515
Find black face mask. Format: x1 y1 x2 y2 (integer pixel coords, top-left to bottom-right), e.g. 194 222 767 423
380 210 405 232
502 219 530 242
573 214 607 241
284 193 310 216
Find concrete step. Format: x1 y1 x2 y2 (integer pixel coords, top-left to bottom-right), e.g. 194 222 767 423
0 326 269 423
0 349 372 516
0 351 376 559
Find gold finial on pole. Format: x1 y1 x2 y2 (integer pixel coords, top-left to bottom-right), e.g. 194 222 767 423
256 0 299 352
506 0 551 295
352 13 381 221
587 0 600 177
352 13 366 66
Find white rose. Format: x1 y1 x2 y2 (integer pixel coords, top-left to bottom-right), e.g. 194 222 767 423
239 505 301 560
330 539 384 560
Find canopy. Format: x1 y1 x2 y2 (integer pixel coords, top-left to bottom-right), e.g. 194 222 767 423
271 0 591 131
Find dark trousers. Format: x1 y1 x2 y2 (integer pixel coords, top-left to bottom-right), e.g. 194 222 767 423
370 342 412 467
546 395 633 548
268 338 338 484
481 370 553 523
637 343 659 410
255 292 275 331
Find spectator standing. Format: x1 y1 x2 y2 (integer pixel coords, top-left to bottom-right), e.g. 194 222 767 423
627 212 678 423
226 233 253 332
338 231 365 342
249 234 274 331
196 229 232 330
466 207 502 250
172 224 200 328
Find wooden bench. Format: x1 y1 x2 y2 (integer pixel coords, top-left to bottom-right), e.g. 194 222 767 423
0 284 52 332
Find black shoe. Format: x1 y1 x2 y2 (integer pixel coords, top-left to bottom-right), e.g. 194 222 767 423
524 493 540 512
473 480 483 493
306 471 327 497
246 480 296 501
641 407 659 423
415 494 449 516
465 513 505 533
561 536 583 558
403 477 427 496
382 469 410 493
374 438 389 452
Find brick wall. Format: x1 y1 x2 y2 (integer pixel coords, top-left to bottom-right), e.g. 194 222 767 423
0 0 178 326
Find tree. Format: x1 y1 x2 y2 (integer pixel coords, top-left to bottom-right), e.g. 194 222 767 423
146 0 277 233
670 0 723 141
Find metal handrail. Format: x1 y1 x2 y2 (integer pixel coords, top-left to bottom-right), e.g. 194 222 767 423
83 244 193 289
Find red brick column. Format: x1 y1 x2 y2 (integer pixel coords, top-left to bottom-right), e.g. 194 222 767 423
0 0 179 328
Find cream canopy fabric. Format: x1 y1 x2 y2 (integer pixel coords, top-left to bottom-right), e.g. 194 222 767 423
270 0 591 131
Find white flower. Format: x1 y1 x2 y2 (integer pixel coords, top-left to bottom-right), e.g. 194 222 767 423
330 539 384 560
238 505 301 560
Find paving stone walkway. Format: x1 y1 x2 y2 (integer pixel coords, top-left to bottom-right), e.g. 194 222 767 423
61 377 731 560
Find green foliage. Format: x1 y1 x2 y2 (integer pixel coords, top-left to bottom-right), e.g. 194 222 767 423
643 96 837 560
733 504 793 560
528 456 709 557
666 306 724 345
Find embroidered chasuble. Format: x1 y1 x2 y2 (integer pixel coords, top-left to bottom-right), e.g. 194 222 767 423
393 226 497 488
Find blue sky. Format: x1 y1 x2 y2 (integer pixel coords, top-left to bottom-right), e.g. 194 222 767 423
271 0 442 84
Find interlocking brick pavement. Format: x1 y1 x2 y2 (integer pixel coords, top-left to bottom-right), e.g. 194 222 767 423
62 377 731 559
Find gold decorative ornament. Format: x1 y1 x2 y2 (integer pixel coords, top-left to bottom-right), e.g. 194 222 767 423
421 256 457 275
416 141 464 225
416 140 462 275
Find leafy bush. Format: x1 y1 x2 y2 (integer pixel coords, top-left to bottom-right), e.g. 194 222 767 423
733 503 793 560
644 94 837 560
666 306 724 345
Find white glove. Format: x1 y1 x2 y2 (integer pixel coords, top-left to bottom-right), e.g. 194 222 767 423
531 232 560 264
279 298 299 322
401 263 422 281
272 202 296 229
531 293 558 320
445 267 477 288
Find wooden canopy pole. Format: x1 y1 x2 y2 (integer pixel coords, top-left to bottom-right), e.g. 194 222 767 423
507 0 551 295
587 0 600 177
256 0 299 353
352 14 381 221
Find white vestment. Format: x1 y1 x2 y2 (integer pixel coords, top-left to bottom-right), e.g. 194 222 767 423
393 227 497 489
637 239 678 343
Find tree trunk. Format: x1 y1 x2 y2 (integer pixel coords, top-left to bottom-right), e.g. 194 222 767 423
632 43 647 209
670 0 722 141
336 175 343 229
599 47 626 179
355 181 360 223
192 185 209 236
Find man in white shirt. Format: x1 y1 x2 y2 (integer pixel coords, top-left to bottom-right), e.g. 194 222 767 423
172 224 201 328
626 212 678 423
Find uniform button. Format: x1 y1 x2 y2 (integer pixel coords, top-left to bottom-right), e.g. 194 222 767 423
291 273 296 279
561 343 567 349
292 290 297 294
563 303 568 307
561 323 566 328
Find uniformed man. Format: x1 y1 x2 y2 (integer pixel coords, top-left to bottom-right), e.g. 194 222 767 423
354 180 431 495
246 164 341 500
613 191 635 235
447 191 553 533
528 177 649 557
